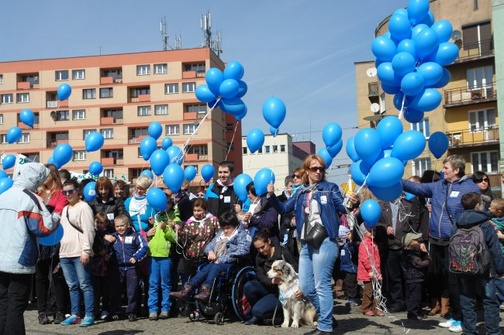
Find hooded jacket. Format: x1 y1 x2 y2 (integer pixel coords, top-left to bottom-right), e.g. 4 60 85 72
402 176 480 240
111 227 148 269
0 163 59 274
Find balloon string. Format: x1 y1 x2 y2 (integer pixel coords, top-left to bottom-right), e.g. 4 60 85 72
397 94 406 120
225 121 239 161
355 173 369 194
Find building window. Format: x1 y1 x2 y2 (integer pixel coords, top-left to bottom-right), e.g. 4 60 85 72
462 20 491 54
100 87 113 98
280 145 286 152
57 110 70 121
155 104 168 115
103 169 114 178
0 114 3 124
185 104 207 118
411 118 430 138
136 65 150 75
100 128 114 139
165 83 179 94
467 65 493 91
183 124 197 135
137 147 142 158
243 147 248 155
0 134 6 144
72 69 85 80
184 63 205 72
187 144 208 157
19 133 30 143
1 94 13 104
273 145 278 153
165 125 180 136
55 70 69 81
16 93 30 103
265 146 270 153
182 82 196 93
83 88 96 99
83 129 96 140
131 87 150 97
258 147 263 154
137 106 151 116
472 151 498 173
469 108 495 132
412 157 431 177
154 63 167 74
0 74 3 84
72 109 86 120
73 150 86 161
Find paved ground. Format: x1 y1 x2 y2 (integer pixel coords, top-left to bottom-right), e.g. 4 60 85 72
23 299 503 335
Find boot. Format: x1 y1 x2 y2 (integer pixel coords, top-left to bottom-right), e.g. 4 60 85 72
170 284 192 300
428 298 441 316
440 297 450 317
194 285 210 302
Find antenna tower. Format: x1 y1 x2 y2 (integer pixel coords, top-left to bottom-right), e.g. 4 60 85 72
200 11 223 55
160 17 169 51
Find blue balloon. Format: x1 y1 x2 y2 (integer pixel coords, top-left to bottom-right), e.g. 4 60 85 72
85 132 104 152
235 107 248 121
140 136 158 161
163 164 184 193
246 128 265 154
409 88 442 111
166 146 184 165
161 137 173 150
184 165 197 182
7 126 22 144
393 91 406 110
57 83 72 101
327 140 343 158
407 0 430 25
392 52 417 77
0 177 13 194
381 82 401 95
20 109 35 127
223 61 244 80
413 28 439 59
391 130 426 161
262 97 286 129
417 62 443 87
376 116 404 149
254 168 275 197
47 156 55 166
317 148 333 168
53 143 73 168
403 108 425 123
2 154 16 170
88 161 103 175
0 170 7 179
140 169 154 179
389 14 412 41
322 122 342 148
372 36 397 62
428 131 449 159
205 68 224 96
370 182 403 202
366 157 405 188
38 224 64 246
397 39 417 58
433 42 459 66
417 10 435 26
83 181 97 202
237 80 248 98
150 149 170 176
270 126 279 137
360 199 382 228
219 79 240 100
431 20 453 43
219 98 247 116
201 164 214 183
346 137 360 162
411 24 429 40
148 122 163 140
195 84 217 103
350 160 370 186
377 62 402 87
433 67 451 88
147 188 167 211
234 173 253 202
401 72 425 96
354 128 382 167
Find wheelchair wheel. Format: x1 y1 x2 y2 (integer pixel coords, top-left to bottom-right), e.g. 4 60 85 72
231 265 255 322
214 312 225 325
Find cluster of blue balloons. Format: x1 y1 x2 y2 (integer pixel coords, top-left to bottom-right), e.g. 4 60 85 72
195 61 248 121
318 123 343 168
348 116 427 202
234 168 275 201
372 0 458 122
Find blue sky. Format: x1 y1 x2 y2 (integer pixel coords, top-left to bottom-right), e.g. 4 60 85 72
0 0 407 183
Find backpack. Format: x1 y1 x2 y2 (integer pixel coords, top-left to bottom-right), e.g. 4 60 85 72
448 223 491 276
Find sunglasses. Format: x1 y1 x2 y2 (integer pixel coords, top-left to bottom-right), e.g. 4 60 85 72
309 166 325 173
292 174 300 179
197 193 205 197
479 178 489 182
62 189 76 196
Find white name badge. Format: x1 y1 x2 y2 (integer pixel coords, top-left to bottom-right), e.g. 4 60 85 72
320 195 327 204
125 236 134 244
450 191 460 198
224 196 231 203
107 213 115 221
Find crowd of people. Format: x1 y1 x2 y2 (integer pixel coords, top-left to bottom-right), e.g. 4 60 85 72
1 154 504 335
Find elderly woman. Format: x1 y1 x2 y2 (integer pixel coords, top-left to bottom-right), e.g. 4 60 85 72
267 154 358 335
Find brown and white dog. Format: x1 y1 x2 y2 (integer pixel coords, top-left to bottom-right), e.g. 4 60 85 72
267 259 317 328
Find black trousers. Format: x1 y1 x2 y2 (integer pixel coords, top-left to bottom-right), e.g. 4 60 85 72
35 257 68 315
384 249 405 308
0 271 31 335
406 281 423 316
342 271 358 301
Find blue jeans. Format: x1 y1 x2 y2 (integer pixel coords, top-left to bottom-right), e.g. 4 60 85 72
148 257 172 313
60 257 94 317
243 280 281 319
458 276 501 335
299 237 338 332
188 263 232 288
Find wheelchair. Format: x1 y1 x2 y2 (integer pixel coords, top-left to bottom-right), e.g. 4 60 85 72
188 259 256 325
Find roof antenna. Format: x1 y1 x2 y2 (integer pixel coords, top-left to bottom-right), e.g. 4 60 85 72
160 17 170 51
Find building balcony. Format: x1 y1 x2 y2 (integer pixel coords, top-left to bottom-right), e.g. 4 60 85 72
453 40 494 64
128 136 146 144
46 139 69 148
130 94 150 103
100 76 114 85
101 157 115 165
185 153 198 161
183 112 197 120
46 100 69 108
17 82 31 90
444 85 496 108
447 126 499 149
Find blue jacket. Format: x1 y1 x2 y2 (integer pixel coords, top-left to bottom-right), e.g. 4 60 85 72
111 228 148 269
455 209 504 276
402 176 480 240
268 180 347 241
204 226 251 264
340 242 357 273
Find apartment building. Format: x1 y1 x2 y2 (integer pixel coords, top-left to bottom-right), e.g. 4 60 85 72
0 48 243 184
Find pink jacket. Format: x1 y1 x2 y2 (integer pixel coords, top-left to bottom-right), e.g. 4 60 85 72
357 235 381 282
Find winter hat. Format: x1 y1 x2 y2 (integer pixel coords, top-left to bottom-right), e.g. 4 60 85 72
403 232 423 247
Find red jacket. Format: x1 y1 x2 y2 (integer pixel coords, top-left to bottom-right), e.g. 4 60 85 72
357 235 381 282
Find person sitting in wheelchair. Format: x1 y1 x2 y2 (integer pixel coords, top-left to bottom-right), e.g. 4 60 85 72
171 210 251 302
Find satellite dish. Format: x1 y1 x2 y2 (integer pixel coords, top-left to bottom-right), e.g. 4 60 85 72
370 103 380 113
50 111 59 121
452 30 462 41
366 67 377 78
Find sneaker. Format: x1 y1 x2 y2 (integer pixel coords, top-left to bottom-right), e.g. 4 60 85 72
38 313 50 325
439 318 455 328
158 311 169 319
61 315 81 325
100 311 109 320
448 321 462 332
79 316 94 327
149 312 158 321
